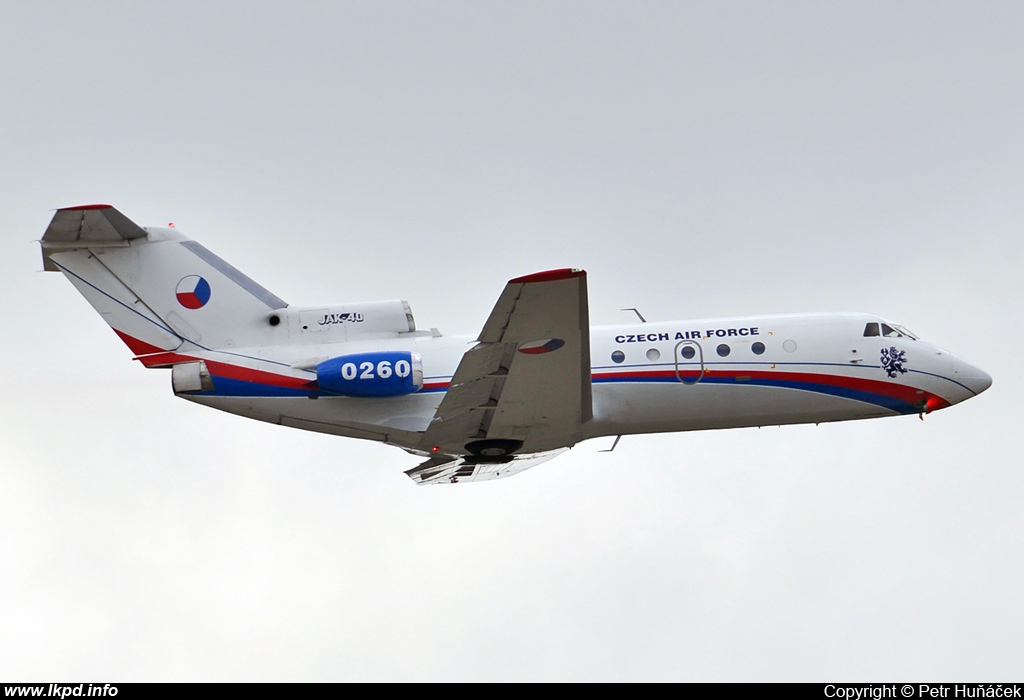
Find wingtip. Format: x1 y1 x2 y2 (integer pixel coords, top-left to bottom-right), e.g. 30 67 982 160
57 203 113 211
509 268 586 284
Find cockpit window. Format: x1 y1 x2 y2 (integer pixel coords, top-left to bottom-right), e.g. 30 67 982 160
881 323 901 338
893 324 919 340
865 321 919 340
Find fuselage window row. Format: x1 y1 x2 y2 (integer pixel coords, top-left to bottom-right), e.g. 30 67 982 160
610 341 770 364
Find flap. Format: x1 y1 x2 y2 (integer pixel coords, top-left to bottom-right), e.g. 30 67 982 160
405 449 568 485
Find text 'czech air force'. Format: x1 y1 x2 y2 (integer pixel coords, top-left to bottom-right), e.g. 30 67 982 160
615 327 760 344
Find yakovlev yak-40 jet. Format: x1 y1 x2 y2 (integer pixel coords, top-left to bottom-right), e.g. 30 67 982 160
40 205 992 484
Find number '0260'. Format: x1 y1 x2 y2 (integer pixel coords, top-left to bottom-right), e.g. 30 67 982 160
339 360 412 381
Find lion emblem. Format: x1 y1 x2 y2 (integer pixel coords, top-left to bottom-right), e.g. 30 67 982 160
880 346 908 378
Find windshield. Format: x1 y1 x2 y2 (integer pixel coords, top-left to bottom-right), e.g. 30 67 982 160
892 324 919 340
863 322 919 340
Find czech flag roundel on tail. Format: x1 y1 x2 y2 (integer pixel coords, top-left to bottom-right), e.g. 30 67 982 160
176 275 211 309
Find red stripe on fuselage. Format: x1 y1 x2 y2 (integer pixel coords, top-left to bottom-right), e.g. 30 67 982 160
114 329 315 390
110 330 949 409
113 329 168 356
594 367 950 410
202 359 316 389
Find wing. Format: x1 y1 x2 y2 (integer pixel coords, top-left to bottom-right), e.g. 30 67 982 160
419 268 592 459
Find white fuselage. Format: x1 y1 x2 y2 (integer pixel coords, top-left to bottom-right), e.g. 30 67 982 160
178 311 990 453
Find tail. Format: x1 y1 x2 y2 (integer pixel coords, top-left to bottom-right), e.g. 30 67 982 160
40 205 287 358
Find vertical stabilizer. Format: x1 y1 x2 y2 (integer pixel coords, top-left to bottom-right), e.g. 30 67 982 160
41 205 287 356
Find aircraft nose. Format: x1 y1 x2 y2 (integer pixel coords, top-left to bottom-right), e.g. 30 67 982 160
963 365 993 396
948 354 993 398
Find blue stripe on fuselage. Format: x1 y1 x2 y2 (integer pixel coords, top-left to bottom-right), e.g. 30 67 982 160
592 373 919 414
198 370 919 415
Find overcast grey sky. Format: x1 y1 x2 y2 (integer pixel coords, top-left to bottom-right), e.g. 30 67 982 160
2 1 1021 681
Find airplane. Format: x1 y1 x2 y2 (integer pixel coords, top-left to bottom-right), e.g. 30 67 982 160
39 205 992 484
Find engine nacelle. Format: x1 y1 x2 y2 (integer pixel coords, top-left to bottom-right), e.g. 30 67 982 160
316 352 424 397
294 300 415 337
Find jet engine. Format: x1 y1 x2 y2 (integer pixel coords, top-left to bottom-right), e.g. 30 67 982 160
316 351 424 397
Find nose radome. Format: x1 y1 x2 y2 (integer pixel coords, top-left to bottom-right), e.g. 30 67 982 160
965 366 993 396
923 346 991 406
950 354 993 397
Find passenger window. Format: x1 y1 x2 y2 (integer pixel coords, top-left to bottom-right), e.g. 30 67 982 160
751 342 765 355
863 323 880 337
717 344 730 357
881 323 902 338
611 351 625 364
680 346 696 360
646 348 661 361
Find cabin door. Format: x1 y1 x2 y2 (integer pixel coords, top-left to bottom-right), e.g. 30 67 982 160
674 340 705 385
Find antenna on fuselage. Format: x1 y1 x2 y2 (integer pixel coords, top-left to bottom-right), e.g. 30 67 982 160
600 435 623 453
621 308 647 323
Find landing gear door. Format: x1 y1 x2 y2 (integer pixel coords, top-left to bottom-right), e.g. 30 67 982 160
674 341 705 385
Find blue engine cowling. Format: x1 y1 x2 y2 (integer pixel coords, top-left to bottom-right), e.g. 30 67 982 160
316 352 424 397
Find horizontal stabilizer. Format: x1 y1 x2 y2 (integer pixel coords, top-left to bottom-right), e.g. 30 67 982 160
41 205 147 270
